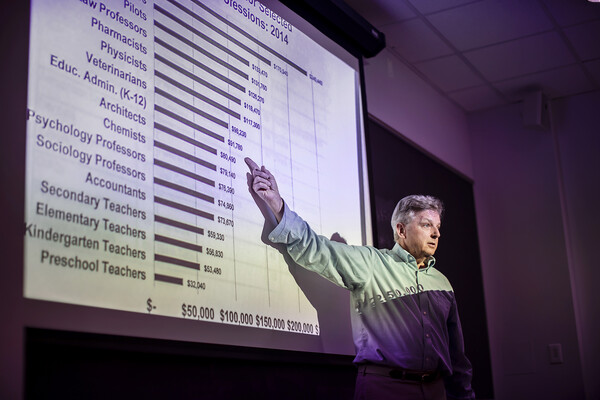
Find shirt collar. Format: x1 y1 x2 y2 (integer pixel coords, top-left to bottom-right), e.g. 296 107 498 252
392 243 436 271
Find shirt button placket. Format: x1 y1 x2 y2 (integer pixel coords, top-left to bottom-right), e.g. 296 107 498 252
420 294 434 370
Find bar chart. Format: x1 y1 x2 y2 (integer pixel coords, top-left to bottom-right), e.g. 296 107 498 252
25 0 365 336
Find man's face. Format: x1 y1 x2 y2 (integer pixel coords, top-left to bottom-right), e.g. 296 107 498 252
396 210 441 265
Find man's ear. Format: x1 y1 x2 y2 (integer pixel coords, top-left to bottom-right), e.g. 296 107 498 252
396 223 407 239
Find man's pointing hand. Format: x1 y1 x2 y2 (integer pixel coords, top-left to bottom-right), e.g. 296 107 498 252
245 157 284 222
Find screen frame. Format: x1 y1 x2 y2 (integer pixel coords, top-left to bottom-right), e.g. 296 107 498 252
6 0 377 360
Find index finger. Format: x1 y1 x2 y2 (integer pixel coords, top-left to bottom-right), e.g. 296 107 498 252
244 157 260 174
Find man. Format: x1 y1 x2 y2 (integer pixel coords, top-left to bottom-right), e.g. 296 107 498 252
245 158 474 400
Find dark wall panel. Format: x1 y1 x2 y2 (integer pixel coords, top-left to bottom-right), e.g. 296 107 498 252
25 328 356 400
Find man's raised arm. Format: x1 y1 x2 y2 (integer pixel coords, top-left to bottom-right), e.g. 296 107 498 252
244 157 284 222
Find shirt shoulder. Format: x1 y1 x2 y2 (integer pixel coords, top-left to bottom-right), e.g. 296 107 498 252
426 266 454 293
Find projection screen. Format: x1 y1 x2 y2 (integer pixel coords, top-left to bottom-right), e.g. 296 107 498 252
23 0 371 355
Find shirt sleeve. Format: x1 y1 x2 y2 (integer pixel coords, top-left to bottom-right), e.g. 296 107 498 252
444 296 476 399
268 203 375 290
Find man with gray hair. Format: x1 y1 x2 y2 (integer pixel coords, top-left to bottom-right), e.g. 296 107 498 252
245 158 474 400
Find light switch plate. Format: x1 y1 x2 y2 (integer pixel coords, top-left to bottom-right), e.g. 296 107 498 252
548 343 563 364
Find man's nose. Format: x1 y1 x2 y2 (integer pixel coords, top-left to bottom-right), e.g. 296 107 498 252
431 227 440 238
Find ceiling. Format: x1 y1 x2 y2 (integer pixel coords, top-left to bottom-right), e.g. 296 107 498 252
343 0 600 112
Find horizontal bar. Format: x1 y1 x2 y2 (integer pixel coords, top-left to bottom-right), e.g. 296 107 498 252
155 253 200 270
155 234 203 253
155 122 217 155
154 176 214 203
155 195 215 221
154 273 183 285
154 158 215 187
155 214 205 235
154 140 217 171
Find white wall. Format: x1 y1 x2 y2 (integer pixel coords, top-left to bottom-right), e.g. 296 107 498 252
467 101 587 400
551 91 600 400
363 49 474 180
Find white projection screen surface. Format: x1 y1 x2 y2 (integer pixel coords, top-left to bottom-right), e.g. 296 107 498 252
24 0 371 354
